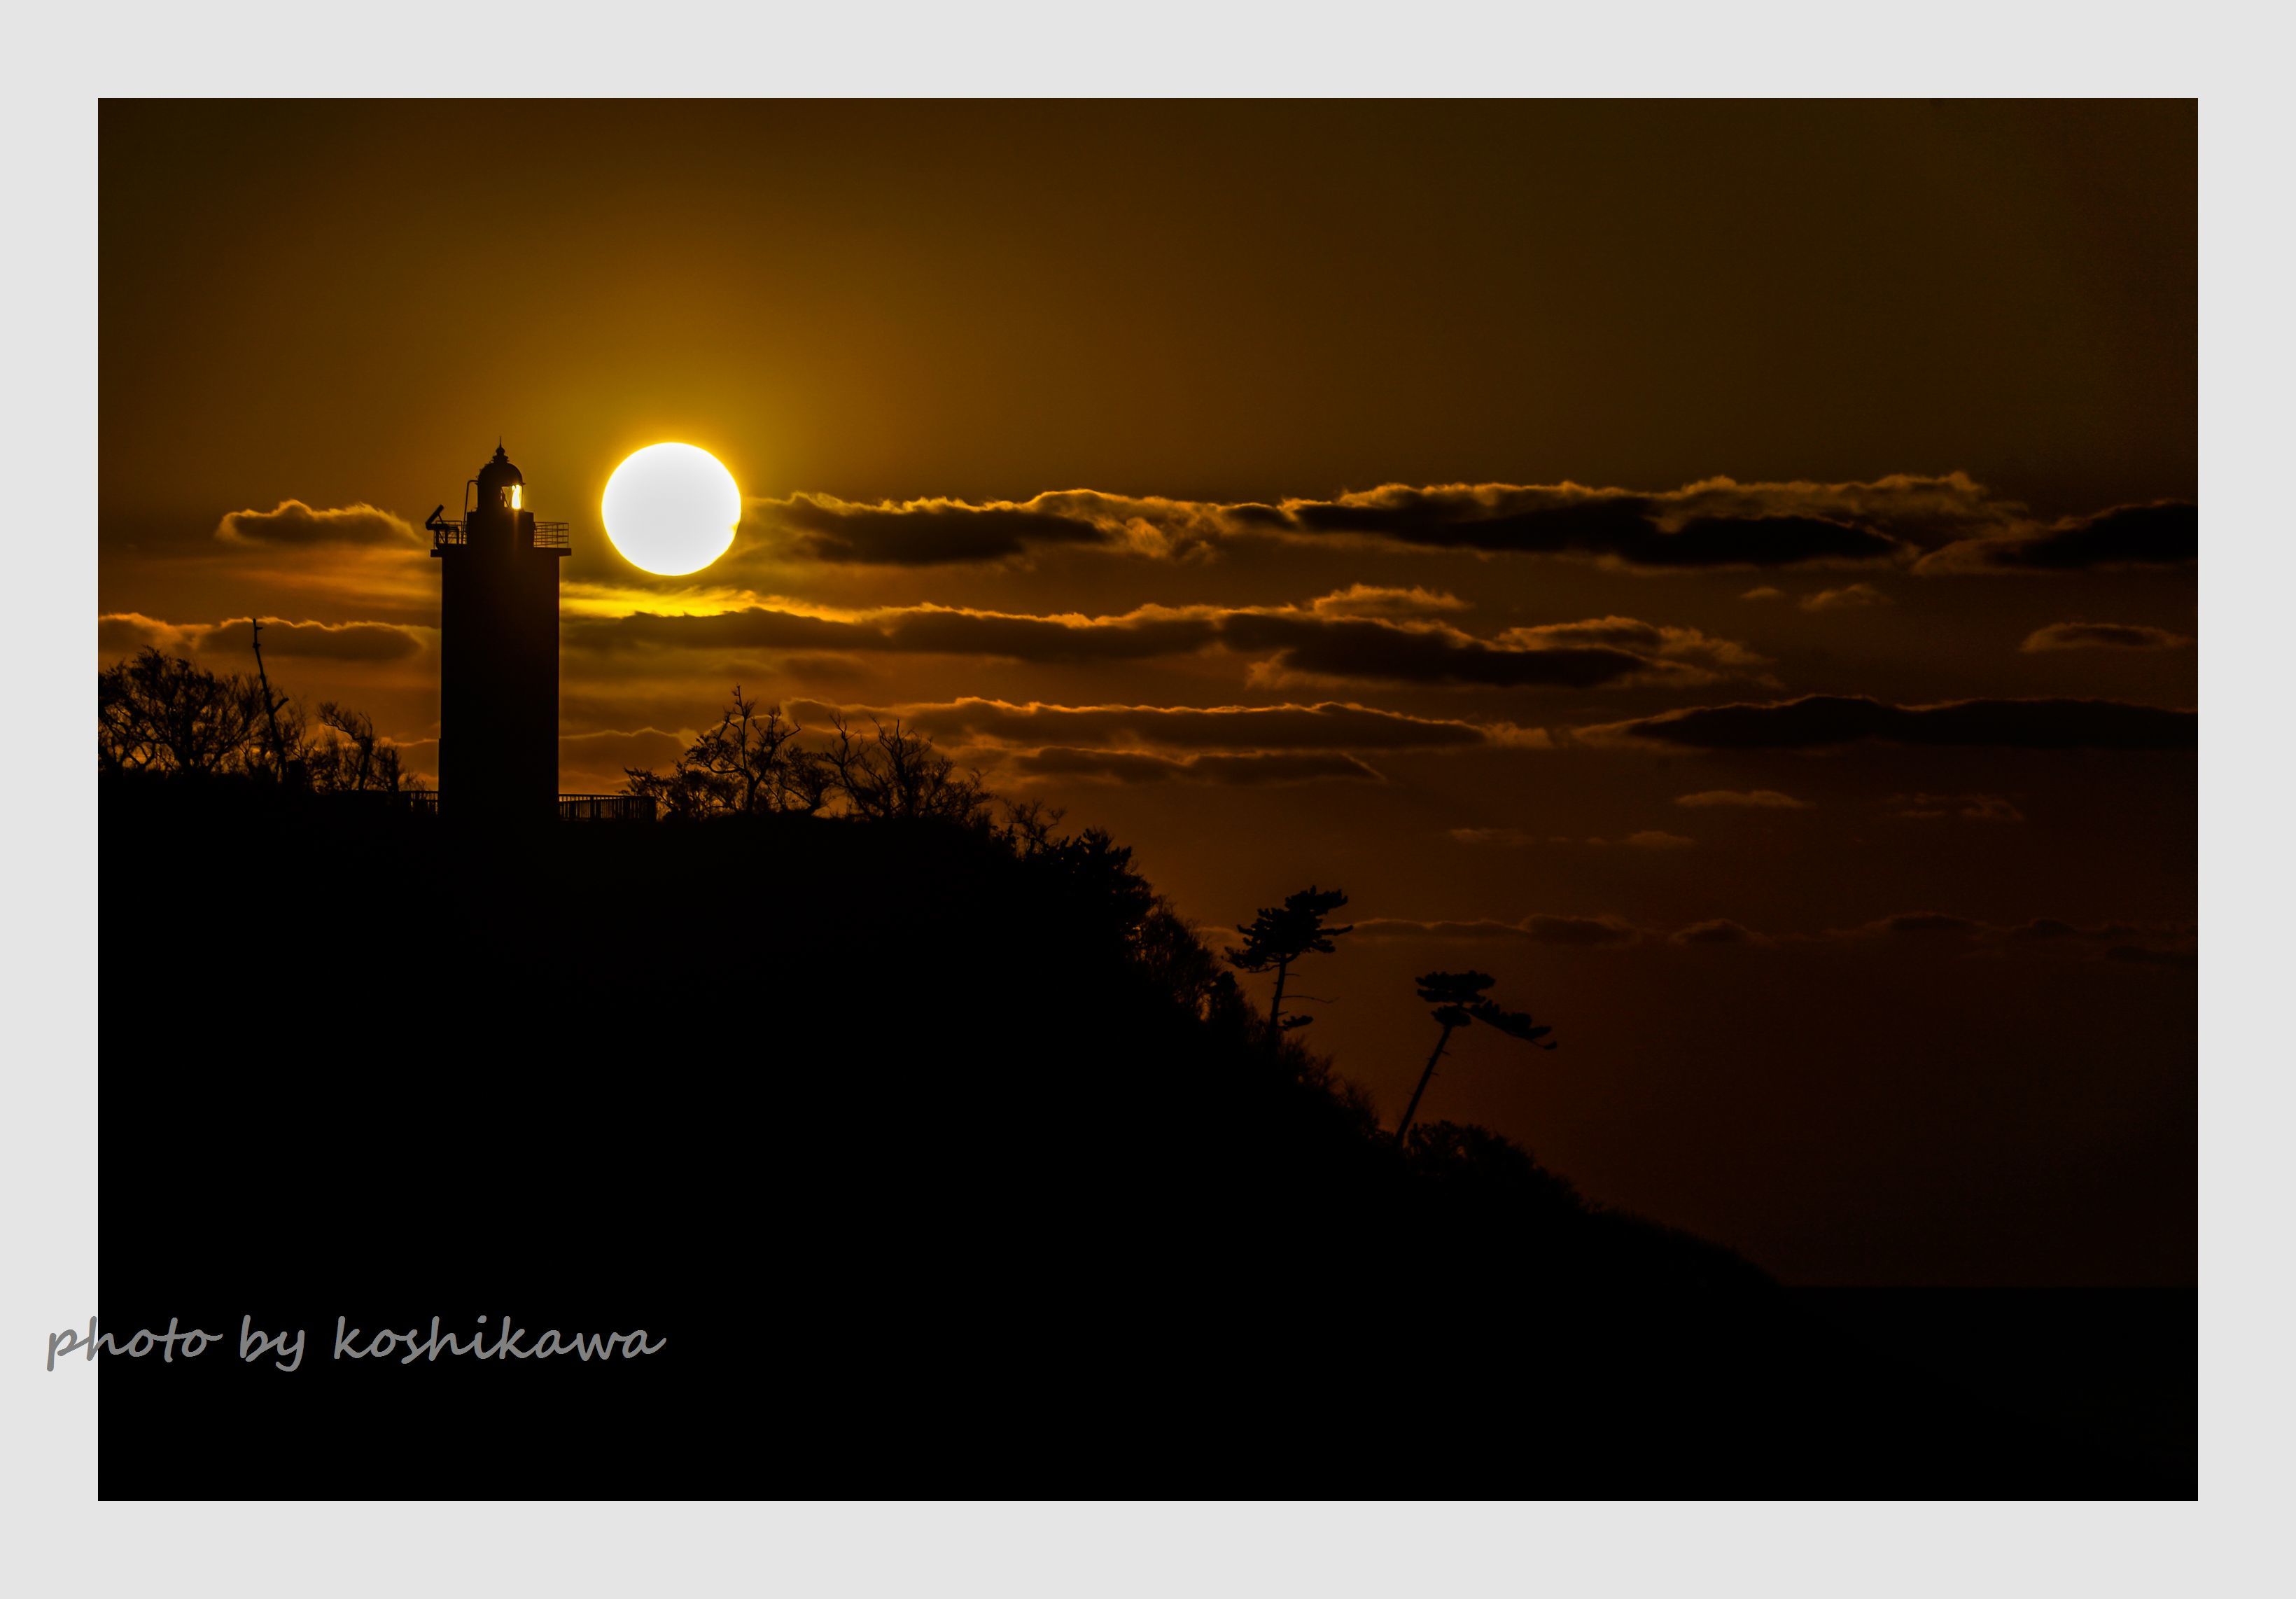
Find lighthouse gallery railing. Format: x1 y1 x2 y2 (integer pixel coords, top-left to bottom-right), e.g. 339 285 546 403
427 519 573 552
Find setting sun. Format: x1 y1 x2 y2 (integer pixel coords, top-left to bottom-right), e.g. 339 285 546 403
601 442 741 575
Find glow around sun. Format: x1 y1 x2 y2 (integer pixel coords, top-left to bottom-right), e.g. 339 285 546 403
601 443 742 576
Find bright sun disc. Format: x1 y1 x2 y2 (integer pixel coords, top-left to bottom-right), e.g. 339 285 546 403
602 443 741 576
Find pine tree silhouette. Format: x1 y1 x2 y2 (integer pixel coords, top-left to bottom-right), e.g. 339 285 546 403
1394 970 1557 1145
1224 886 1354 1034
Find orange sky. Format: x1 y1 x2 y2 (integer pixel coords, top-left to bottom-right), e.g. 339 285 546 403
98 100 2196 1283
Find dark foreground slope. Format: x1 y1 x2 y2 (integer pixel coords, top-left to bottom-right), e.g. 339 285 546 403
96 780 2193 1497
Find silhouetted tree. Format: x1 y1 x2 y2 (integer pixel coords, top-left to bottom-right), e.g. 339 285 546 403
99 646 423 799
623 685 834 818
246 618 304 784
822 713 990 823
308 701 421 794
1394 970 1557 1145
98 648 266 776
996 797 1066 856
622 759 732 821
694 687 832 814
622 694 1005 825
1224 886 1353 1033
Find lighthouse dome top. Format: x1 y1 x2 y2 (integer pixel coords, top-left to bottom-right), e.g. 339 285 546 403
477 441 524 505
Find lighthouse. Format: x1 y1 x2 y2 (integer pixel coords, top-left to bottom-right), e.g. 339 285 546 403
426 444 570 821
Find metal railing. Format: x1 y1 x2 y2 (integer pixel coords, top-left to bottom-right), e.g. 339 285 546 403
309 790 655 821
428 519 572 552
557 793 657 822
316 787 440 812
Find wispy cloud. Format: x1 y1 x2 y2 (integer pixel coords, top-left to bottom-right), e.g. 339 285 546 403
1800 582 1891 612
1582 694 2195 752
1004 748 1382 786
1674 788 1812 810
2020 621 2192 652
782 696 1534 754
1354 913 1644 947
1885 792 2025 823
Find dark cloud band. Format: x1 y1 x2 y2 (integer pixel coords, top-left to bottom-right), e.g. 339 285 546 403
1592 694 2196 752
1919 501 2197 573
99 613 426 663
788 697 1506 753
743 477 2191 575
1006 748 1382 785
566 601 1762 689
2020 621 2192 652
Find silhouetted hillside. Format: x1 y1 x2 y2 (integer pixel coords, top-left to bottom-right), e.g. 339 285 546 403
97 774 2193 1498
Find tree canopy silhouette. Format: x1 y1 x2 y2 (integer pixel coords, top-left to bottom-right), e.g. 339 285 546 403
1394 970 1558 1145
821 712 993 823
621 690 995 825
306 701 418 795
1224 885 1354 1034
623 685 833 819
97 643 421 795
99 648 266 776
